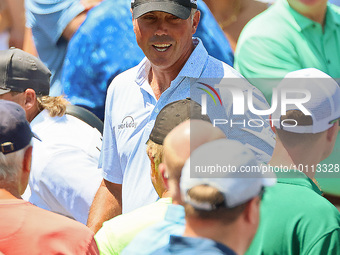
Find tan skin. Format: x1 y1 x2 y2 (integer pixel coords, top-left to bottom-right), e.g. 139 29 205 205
87 10 200 234
0 89 40 123
184 197 261 255
270 122 339 180
133 10 200 99
287 0 328 25
204 0 268 51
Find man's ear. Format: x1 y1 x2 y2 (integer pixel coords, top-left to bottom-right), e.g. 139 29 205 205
191 10 200 35
23 89 40 122
23 89 37 111
243 196 261 225
326 122 339 142
159 163 169 190
23 146 33 174
20 145 33 195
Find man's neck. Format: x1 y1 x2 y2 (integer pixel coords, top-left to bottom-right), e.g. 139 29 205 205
287 0 327 26
0 189 20 200
183 218 249 255
148 69 175 100
269 144 322 179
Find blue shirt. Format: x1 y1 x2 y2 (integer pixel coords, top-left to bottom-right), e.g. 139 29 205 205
26 0 84 96
101 38 275 213
61 0 233 120
122 204 185 255
151 236 237 255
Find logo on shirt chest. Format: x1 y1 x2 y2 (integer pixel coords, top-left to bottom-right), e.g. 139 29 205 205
118 116 138 130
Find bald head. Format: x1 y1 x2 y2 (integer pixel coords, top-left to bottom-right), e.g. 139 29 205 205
163 119 225 180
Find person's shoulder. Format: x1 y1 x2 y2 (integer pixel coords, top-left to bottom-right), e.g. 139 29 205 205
25 203 94 235
26 204 98 253
270 182 340 219
239 3 289 39
107 62 144 93
203 55 242 79
100 200 170 231
330 3 340 14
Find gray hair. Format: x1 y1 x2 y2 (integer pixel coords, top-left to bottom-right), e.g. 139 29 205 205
0 144 31 184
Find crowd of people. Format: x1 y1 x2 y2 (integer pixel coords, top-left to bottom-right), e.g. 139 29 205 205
0 0 340 254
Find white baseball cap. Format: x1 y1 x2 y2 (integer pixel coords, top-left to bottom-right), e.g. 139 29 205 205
180 139 276 210
272 68 340 134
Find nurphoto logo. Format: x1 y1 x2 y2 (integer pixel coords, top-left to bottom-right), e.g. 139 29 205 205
198 82 311 129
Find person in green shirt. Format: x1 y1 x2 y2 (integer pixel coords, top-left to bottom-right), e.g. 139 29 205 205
235 0 340 199
246 68 340 255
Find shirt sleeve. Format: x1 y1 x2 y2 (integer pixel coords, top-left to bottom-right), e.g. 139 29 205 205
30 143 102 225
25 0 85 44
95 225 117 255
235 35 302 79
100 84 124 184
234 35 303 103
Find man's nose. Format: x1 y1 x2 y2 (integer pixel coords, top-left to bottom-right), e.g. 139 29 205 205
154 19 168 36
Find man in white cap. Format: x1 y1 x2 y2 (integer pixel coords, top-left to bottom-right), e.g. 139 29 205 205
150 139 275 255
247 68 340 254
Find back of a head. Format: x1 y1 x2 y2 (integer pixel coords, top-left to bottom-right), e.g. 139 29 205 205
0 48 50 96
180 139 276 220
272 68 340 145
0 100 33 187
147 98 211 196
163 119 226 181
0 48 69 118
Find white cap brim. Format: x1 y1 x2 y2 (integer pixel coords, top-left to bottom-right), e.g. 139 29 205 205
0 88 10 95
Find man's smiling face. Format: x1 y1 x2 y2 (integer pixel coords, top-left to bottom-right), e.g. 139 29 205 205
133 10 199 71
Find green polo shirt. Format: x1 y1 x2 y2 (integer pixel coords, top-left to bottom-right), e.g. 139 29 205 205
95 197 172 255
235 0 340 90
247 170 340 255
234 0 340 196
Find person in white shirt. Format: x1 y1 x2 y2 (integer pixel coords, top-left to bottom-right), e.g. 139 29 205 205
0 48 102 225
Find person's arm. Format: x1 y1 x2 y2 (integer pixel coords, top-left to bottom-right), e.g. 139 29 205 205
5 0 25 48
87 179 122 233
61 11 87 40
62 0 102 41
23 27 38 56
61 0 102 40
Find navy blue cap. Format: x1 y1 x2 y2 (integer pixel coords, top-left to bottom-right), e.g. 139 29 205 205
0 100 35 154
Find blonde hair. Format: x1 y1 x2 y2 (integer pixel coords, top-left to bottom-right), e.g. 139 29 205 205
146 140 163 171
37 95 70 117
184 185 247 224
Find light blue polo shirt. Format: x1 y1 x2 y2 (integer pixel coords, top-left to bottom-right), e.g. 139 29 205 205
101 39 275 213
25 0 85 96
122 204 185 255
